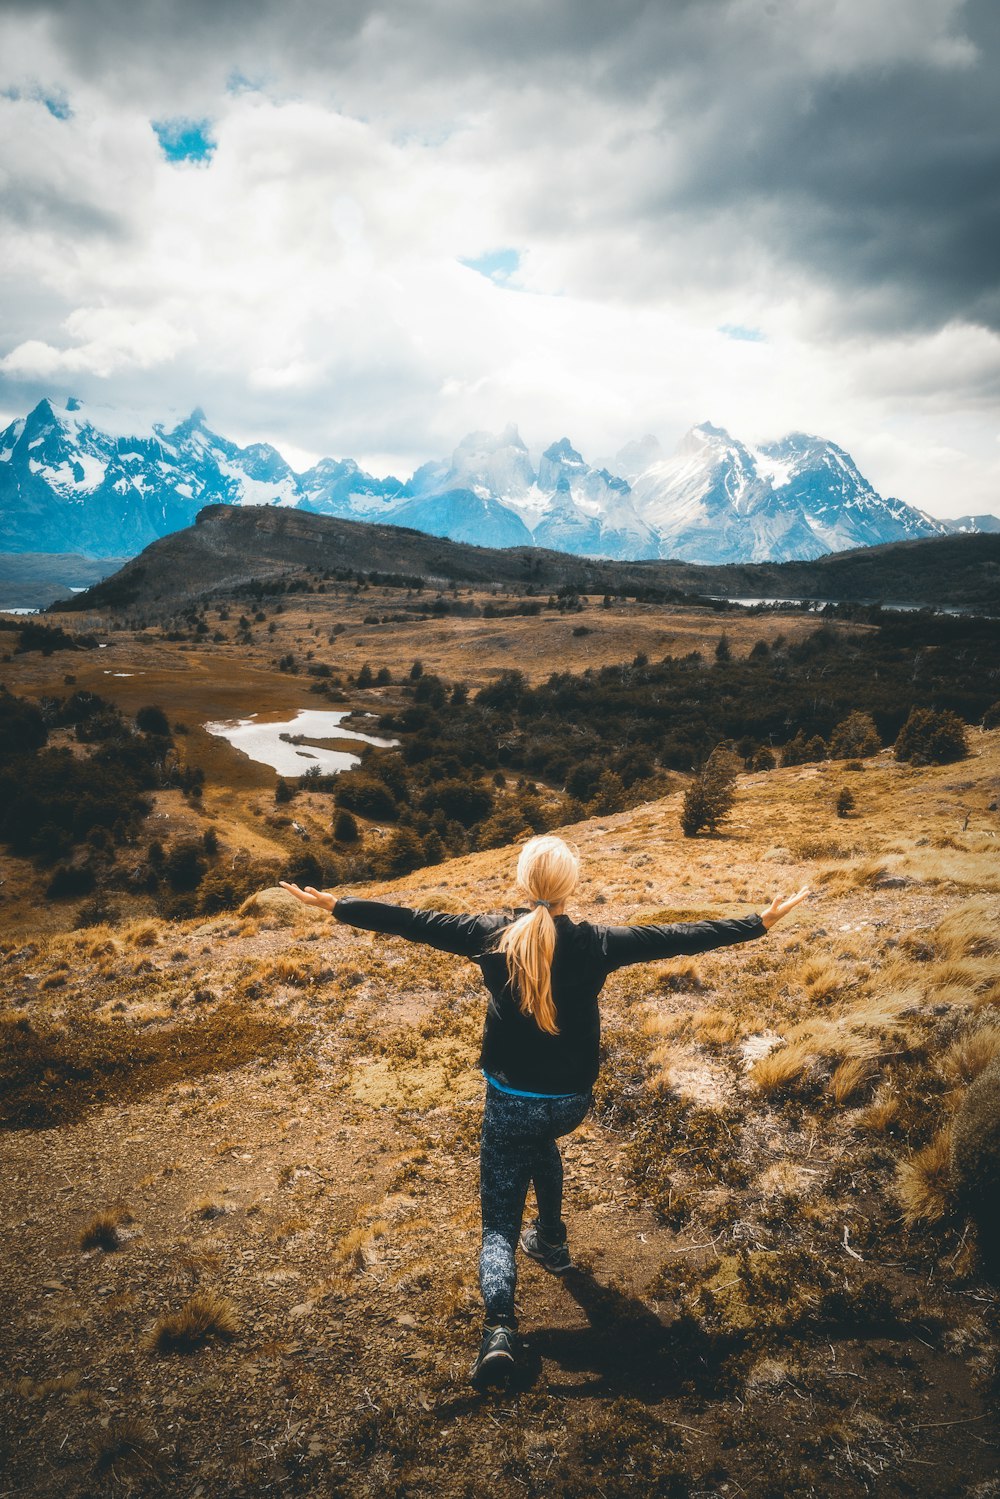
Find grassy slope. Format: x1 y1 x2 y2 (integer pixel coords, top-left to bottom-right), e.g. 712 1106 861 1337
1 738 999 1497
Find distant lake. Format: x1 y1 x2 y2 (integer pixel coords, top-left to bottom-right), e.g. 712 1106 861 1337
709 596 993 617
203 708 397 776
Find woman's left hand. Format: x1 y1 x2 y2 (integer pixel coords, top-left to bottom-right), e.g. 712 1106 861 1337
278 881 335 912
760 886 811 929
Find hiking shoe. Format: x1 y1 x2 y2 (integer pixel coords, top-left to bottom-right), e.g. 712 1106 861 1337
470 1324 517 1389
519 1225 572 1274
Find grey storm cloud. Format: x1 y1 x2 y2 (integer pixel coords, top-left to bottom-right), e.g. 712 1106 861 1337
6 0 998 338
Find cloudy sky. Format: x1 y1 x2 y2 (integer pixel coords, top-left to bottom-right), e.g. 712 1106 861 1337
1 0 998 516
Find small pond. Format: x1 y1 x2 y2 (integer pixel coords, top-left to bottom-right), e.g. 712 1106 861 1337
203 708 397 777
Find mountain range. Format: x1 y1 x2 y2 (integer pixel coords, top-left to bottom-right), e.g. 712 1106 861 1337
0 397 988 566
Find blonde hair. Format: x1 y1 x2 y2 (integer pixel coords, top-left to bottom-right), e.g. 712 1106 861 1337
496 835 580 1035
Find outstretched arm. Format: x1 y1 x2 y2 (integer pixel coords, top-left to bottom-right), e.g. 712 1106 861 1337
278 883 494 959
596 886 811 971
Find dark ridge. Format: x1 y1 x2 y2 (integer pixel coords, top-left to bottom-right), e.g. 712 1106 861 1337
50 504 1000 613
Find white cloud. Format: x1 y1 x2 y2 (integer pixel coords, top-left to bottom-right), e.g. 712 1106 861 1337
0 0 997 519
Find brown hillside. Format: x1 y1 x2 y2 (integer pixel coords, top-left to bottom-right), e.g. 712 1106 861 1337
2 738 999 1496
53 504 1000 612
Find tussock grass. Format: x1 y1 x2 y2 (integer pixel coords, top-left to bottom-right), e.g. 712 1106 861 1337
79 1205 129 1251
90 1416 163 1484
828 1056 874 1105
933 898 1000 961
691 1008 740 1046
332 1218 389 1273
896 1125 955 1225
146 1290 240 1353
654 957 705 993
795 956 848 1003
747 1040 814 1095
13 1370 82 1401
855 1086 902 1135
938 1025 1000 1087
124 919 161 948
187 1195 226 1220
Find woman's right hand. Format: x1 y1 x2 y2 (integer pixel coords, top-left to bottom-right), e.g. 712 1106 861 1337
760 886 811 929
278 881 335 912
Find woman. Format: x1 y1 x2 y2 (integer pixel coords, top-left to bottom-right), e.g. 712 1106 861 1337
280 836 808 1389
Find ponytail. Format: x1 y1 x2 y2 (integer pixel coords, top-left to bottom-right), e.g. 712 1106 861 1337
497 904 560 1034
495 835 580 1035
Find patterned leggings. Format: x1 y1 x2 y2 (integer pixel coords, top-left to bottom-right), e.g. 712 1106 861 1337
478 1081 592 1326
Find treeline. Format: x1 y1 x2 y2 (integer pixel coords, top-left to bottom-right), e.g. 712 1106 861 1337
305 613 1000 877
0 618 98 655
0 689 208 921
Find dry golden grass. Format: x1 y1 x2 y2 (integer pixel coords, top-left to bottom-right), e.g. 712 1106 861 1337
757 1161 813 1199
691 1008 741 1046
79 1204 130 1251
747 1039 814 1094
123 919 161 948
828 1056 874 1105
896 1124 955 1225
795 956 848 1003
187 1195 226 1220
854 1087 902 1134
13 1370 83 1401
146 1290 240 1353
933 897 1000 961
938 1025 1000 1087
332 1218 389 1273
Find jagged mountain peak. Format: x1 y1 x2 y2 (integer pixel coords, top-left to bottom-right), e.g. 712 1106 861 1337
0 397 945 565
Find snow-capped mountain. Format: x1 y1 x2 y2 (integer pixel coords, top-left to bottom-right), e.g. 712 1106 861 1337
0 398 945 564
631 423 942 563
940 513 1000 535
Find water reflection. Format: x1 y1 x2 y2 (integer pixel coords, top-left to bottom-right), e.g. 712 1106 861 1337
203 708 397 776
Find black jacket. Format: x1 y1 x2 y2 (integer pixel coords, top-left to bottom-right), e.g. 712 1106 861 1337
332 897 767 1095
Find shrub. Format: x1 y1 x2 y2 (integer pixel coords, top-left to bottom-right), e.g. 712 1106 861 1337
274 777 295 805
835 787 855 819
749 745 776 772
829 710 881 759
950 1058 1000 1272
163 839 207 893
894 707 968 765
371 827 427 878
333 809 360 843
335 774 399 821
46 863 96 899
419 777 494 827
680 744 741 837
983 700 1000 730
135 705 170 736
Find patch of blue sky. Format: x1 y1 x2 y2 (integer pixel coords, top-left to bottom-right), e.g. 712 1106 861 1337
719 324 766 342
152 117 216 164
461 248 521 285
2 86 72 118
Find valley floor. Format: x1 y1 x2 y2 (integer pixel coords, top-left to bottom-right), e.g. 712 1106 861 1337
2 738 999 1496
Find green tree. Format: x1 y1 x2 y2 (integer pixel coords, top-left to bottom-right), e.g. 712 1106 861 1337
680 745 742 837
829 710 881 759
894 708 968 766
333 809 360 843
